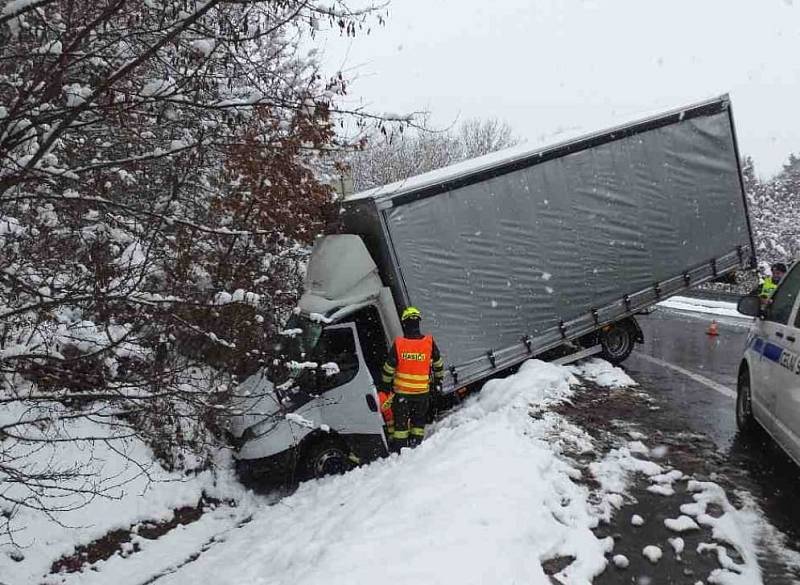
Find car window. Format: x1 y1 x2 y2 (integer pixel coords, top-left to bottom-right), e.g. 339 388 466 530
315 327 359 391
767 264 800 325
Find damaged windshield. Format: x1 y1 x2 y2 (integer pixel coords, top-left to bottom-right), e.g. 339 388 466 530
270 317 360 409
278 314 324 366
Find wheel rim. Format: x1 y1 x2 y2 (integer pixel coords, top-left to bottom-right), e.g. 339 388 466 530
313 448 347 477
603 327 630 357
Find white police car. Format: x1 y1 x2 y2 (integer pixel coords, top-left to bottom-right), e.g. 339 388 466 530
737 262 800 465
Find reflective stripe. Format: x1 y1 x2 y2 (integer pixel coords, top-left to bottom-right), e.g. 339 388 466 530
383 363 396 374
410 427 425 437
392 430 410 439
432 358 444 367
433 371 445 379
382 373 394 383
395 372 430 382
394 380 430 390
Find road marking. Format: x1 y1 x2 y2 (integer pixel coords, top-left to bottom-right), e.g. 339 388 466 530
633 352 737 399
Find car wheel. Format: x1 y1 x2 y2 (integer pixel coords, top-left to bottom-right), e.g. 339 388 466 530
736 366 758 434
299 439 351 481
599 323 634 365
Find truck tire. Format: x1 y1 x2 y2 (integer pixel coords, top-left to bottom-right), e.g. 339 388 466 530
298 438 351 481
599 321 635 365
736 365 758 434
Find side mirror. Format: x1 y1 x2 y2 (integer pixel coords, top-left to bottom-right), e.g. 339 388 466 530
737 295 762 318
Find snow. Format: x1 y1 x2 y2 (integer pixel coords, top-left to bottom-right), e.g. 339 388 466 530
0 414 247 585
320 362 340 376
612 554 630 569
657 296 743 319
567 358 637 389
669 536 685 559
153 360 611 585
1 0 37 17
683 481 764 584
665 515 701 532
631 514 645 526
285 412 315 429
140 78 177 98
627 440 649 455
643 545 663 563
63 83 92 107
214 289 260 307
48 504 253 585
0 215 25 237
190 39 216 56
589 447 663 494
647 484 676 496
118 241 146 268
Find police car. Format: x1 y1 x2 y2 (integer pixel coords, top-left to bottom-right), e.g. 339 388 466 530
736 262 800 466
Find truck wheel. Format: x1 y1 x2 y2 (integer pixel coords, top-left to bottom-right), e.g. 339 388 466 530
299 439 351 481
599 322 634 365
736 365 758 434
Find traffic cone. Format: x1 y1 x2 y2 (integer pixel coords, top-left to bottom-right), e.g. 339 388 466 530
707 320 719 336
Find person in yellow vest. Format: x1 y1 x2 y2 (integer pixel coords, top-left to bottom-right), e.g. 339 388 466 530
381 307 445 449
757 262 787 301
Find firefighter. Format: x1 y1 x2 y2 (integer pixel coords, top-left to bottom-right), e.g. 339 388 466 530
758 262 787 300
381 306 445 449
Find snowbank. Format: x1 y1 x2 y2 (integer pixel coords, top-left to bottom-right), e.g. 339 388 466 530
154 360 613 585
657 296 743 319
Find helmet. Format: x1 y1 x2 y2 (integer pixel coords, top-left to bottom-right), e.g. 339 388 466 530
401 306 422 321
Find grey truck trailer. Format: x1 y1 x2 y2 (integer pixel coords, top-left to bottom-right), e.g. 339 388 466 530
229 95 755 486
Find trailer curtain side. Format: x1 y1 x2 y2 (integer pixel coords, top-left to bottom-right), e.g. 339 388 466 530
344 97 754 389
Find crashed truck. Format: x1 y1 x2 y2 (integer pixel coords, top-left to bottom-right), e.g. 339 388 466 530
229 95 756 486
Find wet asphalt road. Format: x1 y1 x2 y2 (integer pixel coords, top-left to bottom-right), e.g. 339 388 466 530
622 305 800 574
627 306 750 451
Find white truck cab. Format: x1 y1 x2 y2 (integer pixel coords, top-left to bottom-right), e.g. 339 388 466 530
736 261 800 466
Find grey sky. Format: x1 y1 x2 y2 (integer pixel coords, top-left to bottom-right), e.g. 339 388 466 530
323 0 800 177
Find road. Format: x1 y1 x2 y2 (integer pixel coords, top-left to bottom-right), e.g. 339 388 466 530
613 304 800 582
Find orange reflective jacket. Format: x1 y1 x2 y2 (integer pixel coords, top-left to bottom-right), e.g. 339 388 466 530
393 336 433 395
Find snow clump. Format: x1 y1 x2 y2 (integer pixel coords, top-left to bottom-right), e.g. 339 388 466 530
642 545 663 563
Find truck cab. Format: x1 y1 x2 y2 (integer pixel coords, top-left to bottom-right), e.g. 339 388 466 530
230 235 402 486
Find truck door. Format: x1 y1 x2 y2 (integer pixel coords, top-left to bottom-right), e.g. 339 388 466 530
759 263 800 449
316 323 389 456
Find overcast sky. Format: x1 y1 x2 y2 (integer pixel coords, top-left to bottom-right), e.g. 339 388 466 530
322 0 800 177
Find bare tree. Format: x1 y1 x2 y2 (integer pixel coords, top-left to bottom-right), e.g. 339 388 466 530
350 117 520 191
0 0 404 541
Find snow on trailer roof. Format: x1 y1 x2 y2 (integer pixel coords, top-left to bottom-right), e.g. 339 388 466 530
347 94 732 205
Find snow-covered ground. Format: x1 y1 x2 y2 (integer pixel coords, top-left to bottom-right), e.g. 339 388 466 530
1 415 253 585
657 295 743 319
148 360 613 585
10 358 784 585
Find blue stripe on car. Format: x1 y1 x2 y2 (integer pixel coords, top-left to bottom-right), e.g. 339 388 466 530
764 342 783 363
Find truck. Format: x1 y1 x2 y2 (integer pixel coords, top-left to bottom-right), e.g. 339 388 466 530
229 95 755 487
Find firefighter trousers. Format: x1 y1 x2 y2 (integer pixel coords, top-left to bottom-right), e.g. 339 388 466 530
392 392 430 449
